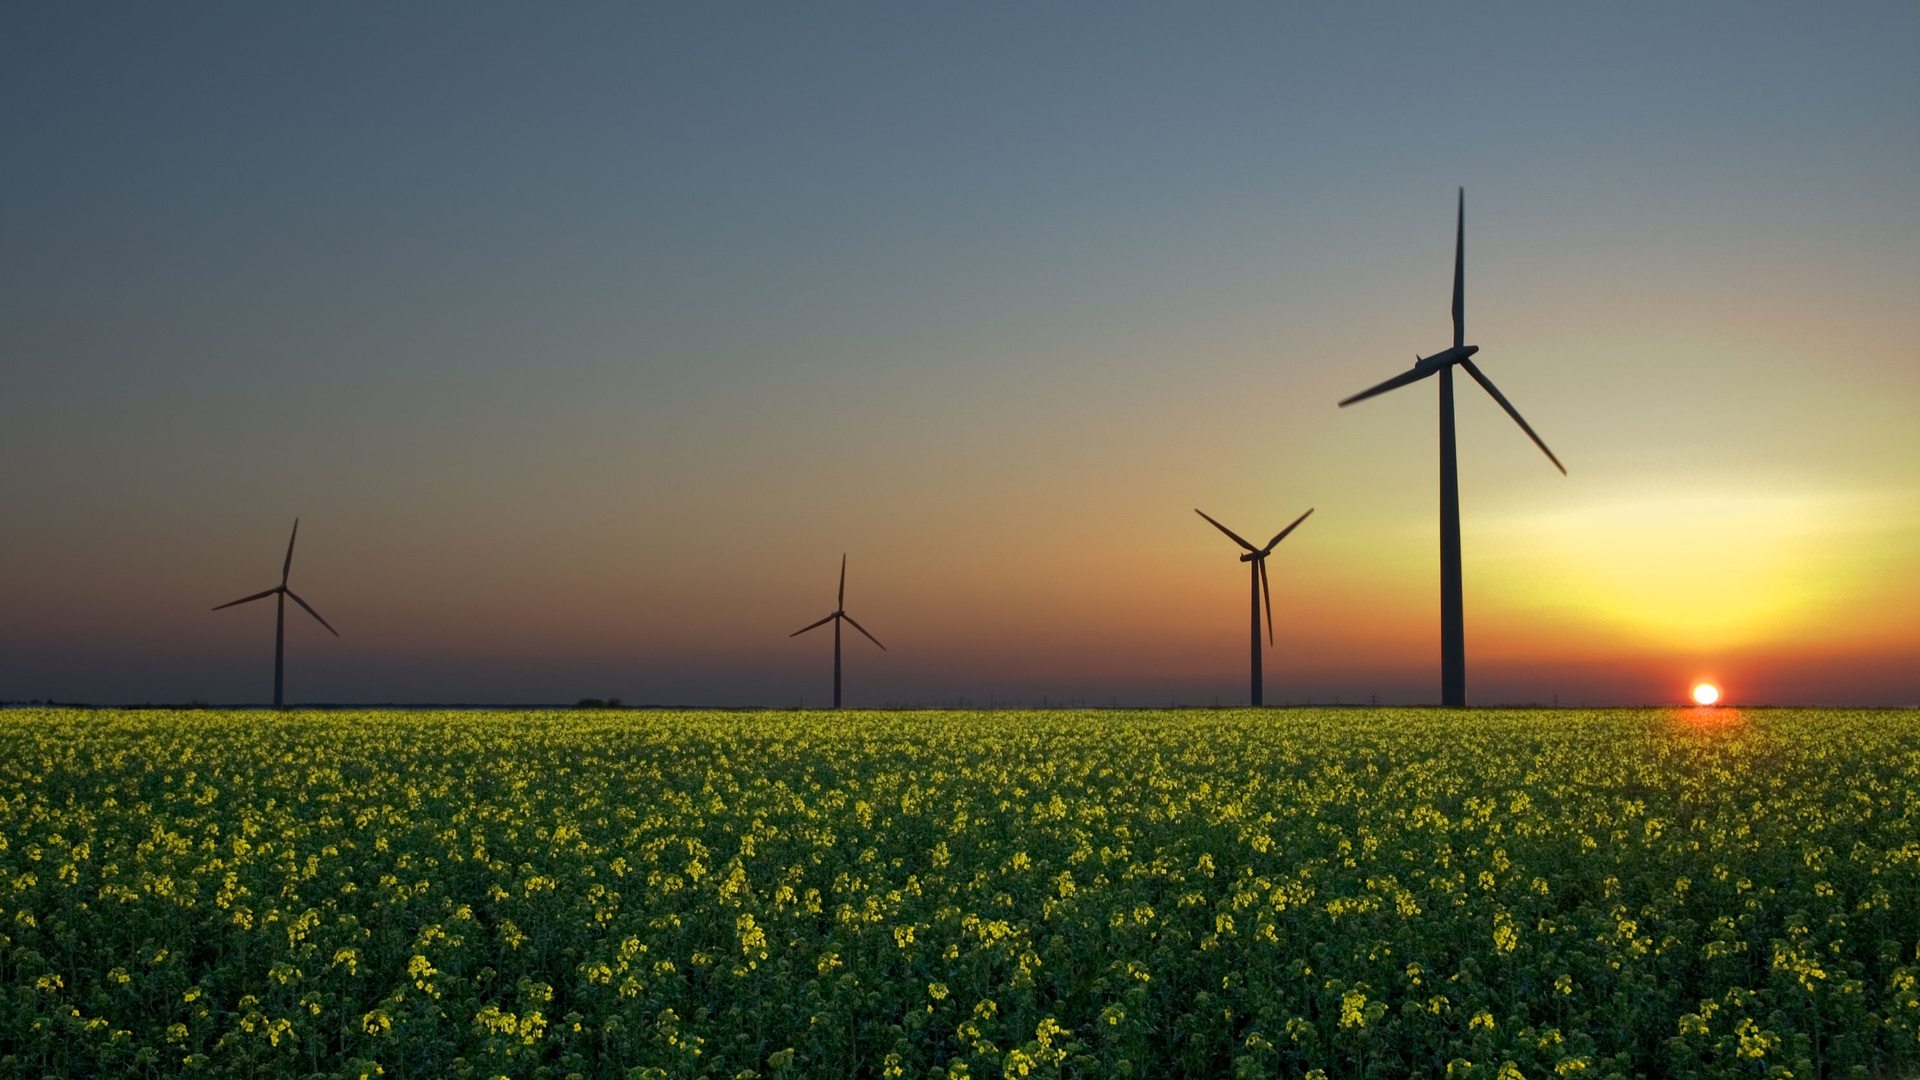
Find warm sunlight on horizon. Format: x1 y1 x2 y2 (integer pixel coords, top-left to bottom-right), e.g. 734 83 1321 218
1472 485 1919 653
1693 682 1720 706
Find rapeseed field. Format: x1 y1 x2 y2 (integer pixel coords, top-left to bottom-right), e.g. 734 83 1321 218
0 707 1915 1079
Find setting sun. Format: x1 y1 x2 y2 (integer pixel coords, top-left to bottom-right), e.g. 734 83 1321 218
1693 682 1721 705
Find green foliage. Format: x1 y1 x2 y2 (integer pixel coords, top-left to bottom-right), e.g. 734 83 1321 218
0 707 1916 1078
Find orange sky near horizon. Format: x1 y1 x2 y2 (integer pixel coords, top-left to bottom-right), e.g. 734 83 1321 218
7 317 1914 708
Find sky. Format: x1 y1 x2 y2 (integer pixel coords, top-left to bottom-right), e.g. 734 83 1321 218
3 2 1916 707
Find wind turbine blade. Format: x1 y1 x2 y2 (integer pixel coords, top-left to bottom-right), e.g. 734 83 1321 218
1453 188 1465 348
1258 558 1274 647
838 554 846 609
284 590 340 636
1460 358 1566 475
1261 507 1315 552
1338 365 1436 408
282 519 300 585
841 613 886 651
212 587 280 611
1193 509 1258 553
789 613 837 637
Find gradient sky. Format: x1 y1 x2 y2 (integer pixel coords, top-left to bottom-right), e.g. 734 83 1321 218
4 2 1917 707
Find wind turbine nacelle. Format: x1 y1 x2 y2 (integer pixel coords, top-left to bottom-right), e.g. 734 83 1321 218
1417 344 1478 370
1239 552 1261 563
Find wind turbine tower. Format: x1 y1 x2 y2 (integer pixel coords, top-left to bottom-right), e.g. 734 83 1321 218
1338 189 1564 706
789 555 885 708
1194 507 1312 706
212 519 339 708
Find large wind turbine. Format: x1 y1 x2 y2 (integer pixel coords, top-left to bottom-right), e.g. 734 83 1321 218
789 555 885 708
1195 507 1313 706
1338 189 1564 706
212 519 338 708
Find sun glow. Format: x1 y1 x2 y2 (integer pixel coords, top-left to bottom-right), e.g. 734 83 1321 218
1692 682 1720 706
1472 488 1916 652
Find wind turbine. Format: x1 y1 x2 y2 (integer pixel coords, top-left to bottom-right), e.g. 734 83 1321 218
789 555 885 708
212 519 338 708
1194 507 1313 707
1338 189 1564 706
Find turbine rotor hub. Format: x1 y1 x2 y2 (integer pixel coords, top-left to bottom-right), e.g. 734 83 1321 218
1417 343 1480 370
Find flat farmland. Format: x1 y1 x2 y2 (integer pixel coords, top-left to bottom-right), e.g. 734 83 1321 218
1 708 1916 1079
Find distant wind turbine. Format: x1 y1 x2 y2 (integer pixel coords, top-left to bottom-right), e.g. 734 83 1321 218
1337 189 1564 706
212 519 338 708
1194 507 1313 707
789 555 884 708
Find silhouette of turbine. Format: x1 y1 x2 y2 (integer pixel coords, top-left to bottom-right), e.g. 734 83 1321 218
1195 507 1312 707
789 555 885 708
1338 189 1563 706
212 519 338 708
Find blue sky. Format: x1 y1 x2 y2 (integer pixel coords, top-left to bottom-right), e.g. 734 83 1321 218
4 2 1916 705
